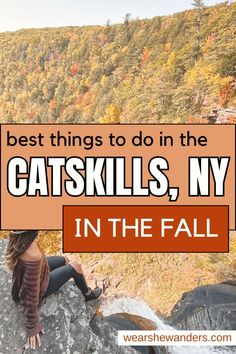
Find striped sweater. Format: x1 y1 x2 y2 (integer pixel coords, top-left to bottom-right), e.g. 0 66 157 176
11 255 50 337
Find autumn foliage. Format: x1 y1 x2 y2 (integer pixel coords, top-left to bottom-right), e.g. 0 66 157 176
0 2 235 125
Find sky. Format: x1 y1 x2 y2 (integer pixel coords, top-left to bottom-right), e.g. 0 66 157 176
0 0 223 33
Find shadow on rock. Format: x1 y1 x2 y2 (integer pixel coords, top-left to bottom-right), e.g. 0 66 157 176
91 313 168 354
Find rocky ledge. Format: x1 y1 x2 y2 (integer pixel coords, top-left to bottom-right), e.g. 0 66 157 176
1 239 236 354
0 240 137 354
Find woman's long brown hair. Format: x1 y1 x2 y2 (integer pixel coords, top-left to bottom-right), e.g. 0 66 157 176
5 231 39 271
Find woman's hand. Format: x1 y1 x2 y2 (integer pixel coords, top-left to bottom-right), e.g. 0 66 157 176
27 333 41 350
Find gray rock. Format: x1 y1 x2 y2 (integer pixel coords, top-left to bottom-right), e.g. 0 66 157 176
168 282 236 330
0 240 136 354
3 234 236 354
201 107 236 124
91 314 168 354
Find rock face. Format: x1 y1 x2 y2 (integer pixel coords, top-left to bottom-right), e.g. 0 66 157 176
91 314 167 354
0 240 136 354
201 107 236 124
2 237 236 354
168 281 236 330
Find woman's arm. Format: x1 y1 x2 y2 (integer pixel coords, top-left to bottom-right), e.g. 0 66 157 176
20 259 43 341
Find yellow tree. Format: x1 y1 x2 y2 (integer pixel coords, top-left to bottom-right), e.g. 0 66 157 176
99 104 121 123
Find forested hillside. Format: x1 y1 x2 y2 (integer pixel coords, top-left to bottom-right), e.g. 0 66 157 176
0 2 235 123
0 2 236 313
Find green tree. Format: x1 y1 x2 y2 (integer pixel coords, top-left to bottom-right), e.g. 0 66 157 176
192 0 205 63
220 52 236 78
123 13 132 41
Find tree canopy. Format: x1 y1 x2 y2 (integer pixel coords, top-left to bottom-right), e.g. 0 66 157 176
0 2 235 124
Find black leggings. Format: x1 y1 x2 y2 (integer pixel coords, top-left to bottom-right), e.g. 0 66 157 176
44 256 89 298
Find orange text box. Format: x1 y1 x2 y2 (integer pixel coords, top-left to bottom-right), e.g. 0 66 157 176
63 205 229 253
1 124 235 230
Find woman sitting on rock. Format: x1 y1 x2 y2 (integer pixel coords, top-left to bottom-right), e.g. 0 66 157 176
5 230 102 350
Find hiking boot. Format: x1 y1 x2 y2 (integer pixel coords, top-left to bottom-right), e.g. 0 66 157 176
85 287 102 302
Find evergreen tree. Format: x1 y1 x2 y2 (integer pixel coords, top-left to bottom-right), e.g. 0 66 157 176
192 0 205 63
192 0 205 8
124 13 132 41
